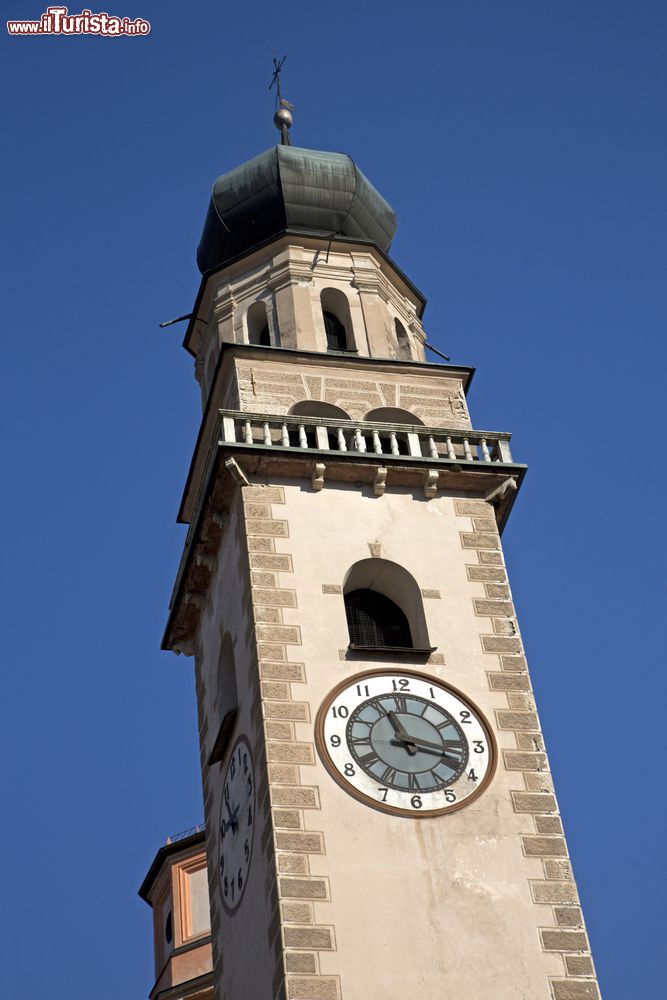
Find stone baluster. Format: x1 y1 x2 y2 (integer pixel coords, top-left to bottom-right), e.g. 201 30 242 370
298 424 308 448
281 424 290 447
389 433 400 455
480 438 491 462
445 436 456 460
337 428 347 452
244 420 253 445
428 435 438 459
263 422 272 446
372 431 383 454
463 438 473 461
354 428 366 452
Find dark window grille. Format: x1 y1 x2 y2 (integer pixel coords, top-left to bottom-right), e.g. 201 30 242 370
344 589 413 648
323 310 347 351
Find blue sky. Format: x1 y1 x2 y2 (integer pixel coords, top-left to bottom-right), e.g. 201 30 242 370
1 1 664 996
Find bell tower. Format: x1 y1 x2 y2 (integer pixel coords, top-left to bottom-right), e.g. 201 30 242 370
160 105 602 1000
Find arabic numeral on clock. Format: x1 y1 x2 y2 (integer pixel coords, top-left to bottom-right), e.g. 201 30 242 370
429 686 436 699
244 839 249 861
332 705 349 719
356 683 370 697
223 876 229 897
444 789 457 803
410 794 423 809
392 678 410 691
344 763 356 777
459 710 472 724
237 869 243 891
330 734 341 748
378 787 388 802
473 740 485 753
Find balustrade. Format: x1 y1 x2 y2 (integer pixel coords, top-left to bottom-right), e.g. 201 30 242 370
218 410 514 464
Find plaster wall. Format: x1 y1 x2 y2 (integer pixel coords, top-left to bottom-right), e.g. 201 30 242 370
262 481 563 999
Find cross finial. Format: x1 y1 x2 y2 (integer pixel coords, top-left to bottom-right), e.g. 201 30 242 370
269 53 294 146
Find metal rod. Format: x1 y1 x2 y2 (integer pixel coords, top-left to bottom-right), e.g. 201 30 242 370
424 341 451 362
159 312 193 329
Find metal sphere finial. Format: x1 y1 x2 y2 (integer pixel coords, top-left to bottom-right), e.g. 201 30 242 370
274 106 293 132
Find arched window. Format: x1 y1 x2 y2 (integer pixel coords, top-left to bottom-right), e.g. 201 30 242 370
323 311 346 351
343 558 431 651
345 589 412 648
320 288 354 352
364 407 424 426
287 401 352 450
395 318 412 360
247 301 271 346
289 401 351 420
363 407 424 456
208 632 239 765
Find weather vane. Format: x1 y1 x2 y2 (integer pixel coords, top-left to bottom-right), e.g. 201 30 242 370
269 53 294 146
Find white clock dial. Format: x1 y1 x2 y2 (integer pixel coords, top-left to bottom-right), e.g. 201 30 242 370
218 735 255 914
316 670 496 817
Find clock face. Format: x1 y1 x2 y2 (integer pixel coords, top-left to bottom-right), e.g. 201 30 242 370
218 735 255 914
315 670 496 817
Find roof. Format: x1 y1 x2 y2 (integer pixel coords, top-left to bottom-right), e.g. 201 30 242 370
197 145 397 273
138 829 206 904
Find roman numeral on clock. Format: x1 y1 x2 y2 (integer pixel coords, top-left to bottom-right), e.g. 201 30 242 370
349 735 371 746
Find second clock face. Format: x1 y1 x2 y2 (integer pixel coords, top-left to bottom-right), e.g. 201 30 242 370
316 670 496 817
219 734 255 914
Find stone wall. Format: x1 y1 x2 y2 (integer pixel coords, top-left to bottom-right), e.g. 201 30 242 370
234 358 471 427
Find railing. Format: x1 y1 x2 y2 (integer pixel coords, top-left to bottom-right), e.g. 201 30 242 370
165 823 205 845
218 410 514 464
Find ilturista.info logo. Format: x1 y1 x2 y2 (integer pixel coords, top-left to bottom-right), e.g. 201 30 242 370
7 6 150 35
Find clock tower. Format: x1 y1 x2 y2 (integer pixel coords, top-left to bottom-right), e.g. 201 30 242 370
159 110 602 1000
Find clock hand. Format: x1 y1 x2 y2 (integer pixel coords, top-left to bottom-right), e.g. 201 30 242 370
396 733 464 765
386 711 417 756
225 800 239 832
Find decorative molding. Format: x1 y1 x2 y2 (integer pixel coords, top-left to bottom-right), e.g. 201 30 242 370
312 462 326 491
373 466 387 497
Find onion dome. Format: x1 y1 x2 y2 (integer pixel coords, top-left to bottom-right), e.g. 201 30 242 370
197 145 397 274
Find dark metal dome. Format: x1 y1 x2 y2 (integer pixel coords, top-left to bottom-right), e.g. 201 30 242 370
196 145 397 274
